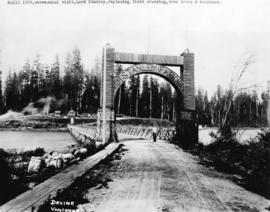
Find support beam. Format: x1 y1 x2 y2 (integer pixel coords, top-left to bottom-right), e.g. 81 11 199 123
115 52 184 66
181 52 195 111
98 45 117 144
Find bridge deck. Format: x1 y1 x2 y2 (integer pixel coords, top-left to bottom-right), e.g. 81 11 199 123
0 143 120 212
78 134 270 212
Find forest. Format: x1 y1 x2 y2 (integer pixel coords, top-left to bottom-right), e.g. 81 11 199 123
0 47 269 127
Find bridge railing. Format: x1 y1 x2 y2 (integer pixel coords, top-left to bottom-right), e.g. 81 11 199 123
68 125 98 143
116 125 176 142
68 123 176 144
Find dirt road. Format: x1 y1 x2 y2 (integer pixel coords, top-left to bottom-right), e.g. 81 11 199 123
78 134 270 212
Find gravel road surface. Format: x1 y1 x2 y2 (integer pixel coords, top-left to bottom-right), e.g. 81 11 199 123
78 134 270 212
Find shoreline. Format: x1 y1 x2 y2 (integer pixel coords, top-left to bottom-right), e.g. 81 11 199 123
0 127 68 132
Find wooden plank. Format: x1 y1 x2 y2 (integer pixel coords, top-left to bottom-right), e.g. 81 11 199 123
8 147 117 211
0 143 120 212
114 52 183 66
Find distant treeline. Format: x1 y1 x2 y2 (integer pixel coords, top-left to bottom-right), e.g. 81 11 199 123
114 73 178 121
116 78 270 127
0 48 100 114
196 86 269 127
0 48 269 127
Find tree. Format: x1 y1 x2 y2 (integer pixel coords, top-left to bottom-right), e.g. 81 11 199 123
0 51 4 113
0 71 4 114
63 48 84 113
5 72 20 111
129 75 140 116
221 54 255 127
151 78 159 118
50 55 62 99
164 82 173 120
19 59 32 108
140 75 150 117
71 48 84 113
81 71 100 113
30 55 40 102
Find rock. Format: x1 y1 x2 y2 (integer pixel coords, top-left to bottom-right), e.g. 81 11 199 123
7 156 23 163
44 158 52 167
62 153 74 163
68 144 77 148
79 148 88 154
70 149 77 155
74 148 88 157
12 161 29 169
28 182 36 189
28 156 43 173
11 174 19 180
95 184 103 190
51 151 59 158
74 149 81 157
49 158 63 169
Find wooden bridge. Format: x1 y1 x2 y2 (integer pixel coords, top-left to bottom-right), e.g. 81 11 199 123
68 123 177 144
0 123 177 211
116 125 176 141
68 125 98 142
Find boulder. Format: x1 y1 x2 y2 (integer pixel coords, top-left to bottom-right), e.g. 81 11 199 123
44 157 52 167
27 156 43 173
79 148 88 154
49 158 63 169
74 148 88 157
62 153 74 163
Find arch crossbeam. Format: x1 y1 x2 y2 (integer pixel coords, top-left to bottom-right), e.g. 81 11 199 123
114 52 184 66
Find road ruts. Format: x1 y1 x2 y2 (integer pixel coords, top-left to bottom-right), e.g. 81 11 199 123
78 134 270 212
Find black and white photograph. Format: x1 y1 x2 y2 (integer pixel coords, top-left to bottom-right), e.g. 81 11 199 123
0 0 270 211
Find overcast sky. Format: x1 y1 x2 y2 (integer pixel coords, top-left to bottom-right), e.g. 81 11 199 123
0 0 270 95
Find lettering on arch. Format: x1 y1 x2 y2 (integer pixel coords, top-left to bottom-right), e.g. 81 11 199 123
114 64 183 94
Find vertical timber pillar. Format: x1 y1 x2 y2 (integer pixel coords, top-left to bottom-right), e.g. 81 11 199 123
97 45 117 145
178 52 198 146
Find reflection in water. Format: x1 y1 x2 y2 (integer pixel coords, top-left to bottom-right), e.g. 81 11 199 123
0 131 77 153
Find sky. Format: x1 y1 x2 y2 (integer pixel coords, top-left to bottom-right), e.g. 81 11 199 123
0 0 270 95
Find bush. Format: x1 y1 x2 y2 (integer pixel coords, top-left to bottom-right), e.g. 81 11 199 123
198 127 270 198
0 148 10 159
0 157 12 204
19 147 45 160
242 130 270 197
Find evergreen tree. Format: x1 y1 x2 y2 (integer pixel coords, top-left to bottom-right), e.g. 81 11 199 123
63 48 84 113
0 71 4 114
151 77 159 118
129 75 140 116
20 59 32 108
140 75 150 117
30 55 40 102
63 52 73 112
5 72 20 111
81 71 100 113
50 55 62 99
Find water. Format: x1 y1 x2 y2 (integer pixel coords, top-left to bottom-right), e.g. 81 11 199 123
0 131 77 153
199 128 262 145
